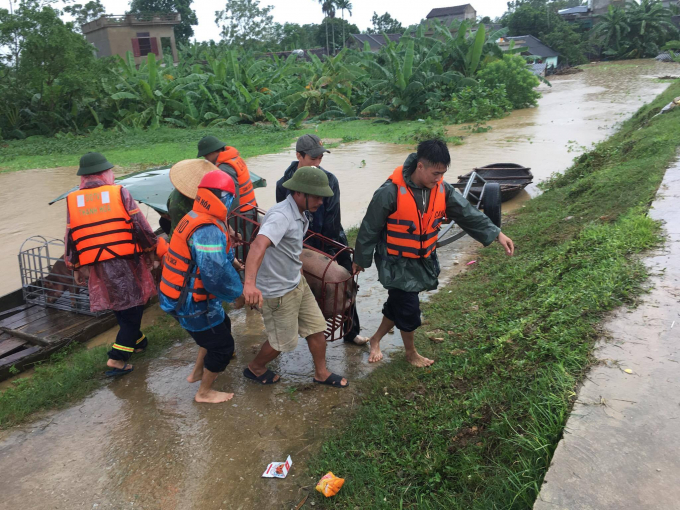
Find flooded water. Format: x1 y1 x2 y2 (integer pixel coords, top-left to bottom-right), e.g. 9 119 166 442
0 59 677 509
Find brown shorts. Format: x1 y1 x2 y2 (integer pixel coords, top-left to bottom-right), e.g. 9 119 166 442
262 277 327 352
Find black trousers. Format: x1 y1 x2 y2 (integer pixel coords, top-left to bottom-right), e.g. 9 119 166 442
336 251 362 342
108 305 147 362
382 289 422 333
187 317 235 373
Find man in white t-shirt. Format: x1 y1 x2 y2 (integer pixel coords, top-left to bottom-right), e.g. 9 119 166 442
242 167 349 388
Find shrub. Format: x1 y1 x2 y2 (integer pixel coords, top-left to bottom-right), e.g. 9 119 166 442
444 85 513 124
477 55 541 109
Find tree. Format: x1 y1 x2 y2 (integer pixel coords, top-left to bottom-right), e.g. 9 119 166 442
215 0 274 50
63 0 105 30
316 17 358 53
366 11 403 34
336 0 351 48
625 0 677 55
128 0 198 45
318 0 334 55
590 5 630 53
542 22 588 64
278 22 318 50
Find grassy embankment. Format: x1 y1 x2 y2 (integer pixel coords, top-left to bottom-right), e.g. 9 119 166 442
0 120 454 173
309 83 680 508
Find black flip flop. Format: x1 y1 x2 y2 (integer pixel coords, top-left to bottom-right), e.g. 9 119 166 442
313 373 349 388
105 363 133 377
243 367 280 385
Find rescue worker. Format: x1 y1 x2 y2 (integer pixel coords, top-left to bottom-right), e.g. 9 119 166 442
159 170 245 404
276 134 368 346
197 135 258 260
64 152 158 377
243 167 348 388
165 159 215 237
352 139 515 367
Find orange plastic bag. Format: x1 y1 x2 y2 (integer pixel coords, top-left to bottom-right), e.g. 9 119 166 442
315 472 345 497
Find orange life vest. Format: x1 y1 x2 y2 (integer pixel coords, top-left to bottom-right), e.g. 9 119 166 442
159 188 231 311
215 147 257 211
385 167 447 259
66 185 141 267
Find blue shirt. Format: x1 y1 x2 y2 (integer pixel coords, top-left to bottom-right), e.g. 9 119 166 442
160 224 243 332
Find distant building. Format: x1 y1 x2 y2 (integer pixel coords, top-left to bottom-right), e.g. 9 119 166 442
498 35 559 67
82 13 181 65
425 4 477 24
348 33 402 51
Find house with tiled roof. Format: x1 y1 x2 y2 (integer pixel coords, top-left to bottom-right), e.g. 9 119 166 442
425 4 477 25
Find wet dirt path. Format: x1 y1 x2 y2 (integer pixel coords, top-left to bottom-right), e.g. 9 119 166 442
0 60 676 510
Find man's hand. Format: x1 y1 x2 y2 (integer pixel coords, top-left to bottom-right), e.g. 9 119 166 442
74 267 89 285
352 263 364 274
231 294 246 309
497 232 515 256
243 282 263 309
232 258 244 272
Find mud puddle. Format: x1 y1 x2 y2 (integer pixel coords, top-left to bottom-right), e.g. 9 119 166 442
0 235 478 510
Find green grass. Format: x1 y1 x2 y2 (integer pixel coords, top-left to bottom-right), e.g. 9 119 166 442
0 120 438 173
308 82 680 508
0 313 186 428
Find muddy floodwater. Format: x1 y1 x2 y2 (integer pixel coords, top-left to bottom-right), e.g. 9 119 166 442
0 60 677 509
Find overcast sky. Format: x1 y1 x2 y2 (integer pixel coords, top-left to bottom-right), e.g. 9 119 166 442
1 0 512 42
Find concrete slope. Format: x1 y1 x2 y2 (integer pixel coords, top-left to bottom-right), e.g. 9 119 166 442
535 158 680 509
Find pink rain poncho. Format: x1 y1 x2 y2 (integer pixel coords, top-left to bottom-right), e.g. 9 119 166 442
64 170 158 312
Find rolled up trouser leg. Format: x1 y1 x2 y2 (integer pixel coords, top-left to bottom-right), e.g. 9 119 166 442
108 305 146 362
187 317 235 373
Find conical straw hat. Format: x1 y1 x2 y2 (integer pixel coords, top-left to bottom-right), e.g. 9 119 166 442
169 159 216 198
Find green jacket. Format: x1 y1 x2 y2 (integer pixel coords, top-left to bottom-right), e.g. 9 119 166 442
354 154 501 292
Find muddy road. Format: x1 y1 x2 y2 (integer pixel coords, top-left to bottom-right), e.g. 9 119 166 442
0 60 676 510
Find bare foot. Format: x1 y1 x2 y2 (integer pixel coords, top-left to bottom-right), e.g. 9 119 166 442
368 337 383 363
186 370 203 383
405 351 435 368
106 359 131 370
351 335 369 346
194 390 234 403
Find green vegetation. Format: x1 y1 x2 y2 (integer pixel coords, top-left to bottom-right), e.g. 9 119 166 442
0 2 537 140
309 80 680 509
0 119 444 172
0 313 186 428
592 0 678 59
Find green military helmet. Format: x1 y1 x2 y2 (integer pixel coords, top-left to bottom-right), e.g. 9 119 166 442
282 166 333 197
77 152 114 176
196 135 226 158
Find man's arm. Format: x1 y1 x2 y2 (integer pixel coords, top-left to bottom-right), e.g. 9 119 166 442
444 183 514 255
321 174 344 244
243 235 272 308
444 183 500 246
242 210 288 307
122 187 157 251
353 183 397 272
191 226 243 302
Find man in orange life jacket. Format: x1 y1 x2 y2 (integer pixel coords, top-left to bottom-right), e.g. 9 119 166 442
64 152 159 377
198 135 258 259
353 140 515 367
159 170 245 404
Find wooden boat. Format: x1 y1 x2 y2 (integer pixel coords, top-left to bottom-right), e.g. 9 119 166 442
457 163 533 202
0 288 117 382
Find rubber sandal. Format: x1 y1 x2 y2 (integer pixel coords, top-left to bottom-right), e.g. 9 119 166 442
313 373 349 388
105 363 134 377
243 367 280 385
